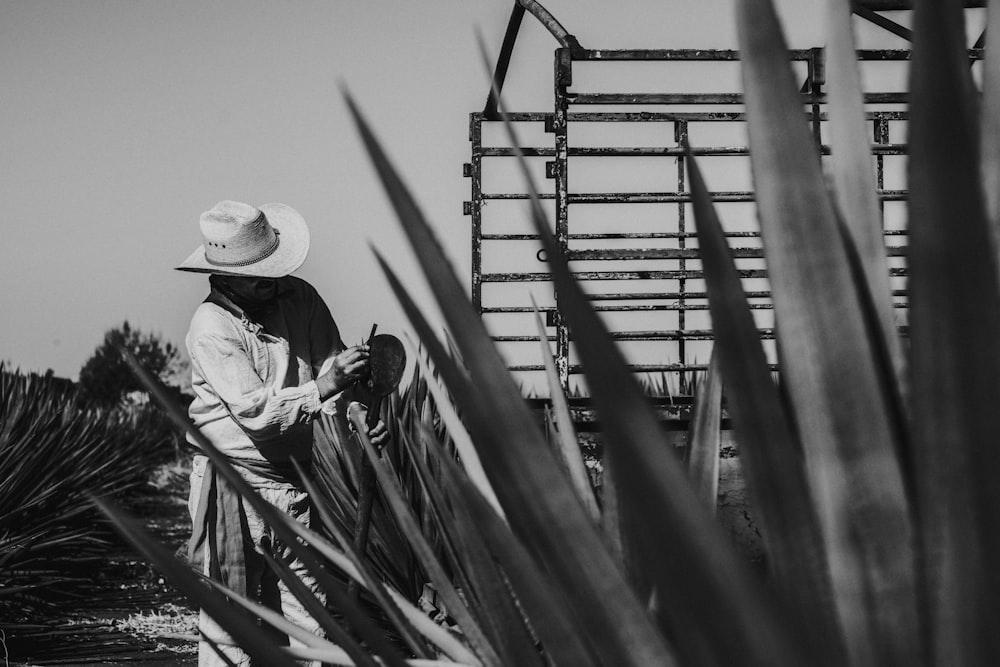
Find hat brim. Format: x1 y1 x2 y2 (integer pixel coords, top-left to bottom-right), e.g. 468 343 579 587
175 203 310 278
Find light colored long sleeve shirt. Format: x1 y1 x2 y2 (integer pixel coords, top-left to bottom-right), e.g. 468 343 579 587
185 276 344 463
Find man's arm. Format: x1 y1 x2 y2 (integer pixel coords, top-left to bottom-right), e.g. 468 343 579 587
190 331 327 441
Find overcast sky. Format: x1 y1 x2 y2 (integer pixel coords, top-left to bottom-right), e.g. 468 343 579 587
0 1 949 380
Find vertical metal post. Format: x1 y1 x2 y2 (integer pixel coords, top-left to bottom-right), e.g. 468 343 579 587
874 114 889 220
675 120 689 393
809 47 825 145
468 113 484 315
553 48 573 392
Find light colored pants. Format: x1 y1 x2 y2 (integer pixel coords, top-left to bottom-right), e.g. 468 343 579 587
189 456 324 667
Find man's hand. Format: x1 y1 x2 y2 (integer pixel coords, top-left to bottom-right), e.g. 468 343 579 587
317 345 370 400
366 418 389 449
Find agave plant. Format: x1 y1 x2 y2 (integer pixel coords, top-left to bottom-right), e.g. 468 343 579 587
97 0 1000 665
0 364 172 612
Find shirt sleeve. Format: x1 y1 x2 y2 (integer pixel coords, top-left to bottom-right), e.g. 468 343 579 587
189 330 323 442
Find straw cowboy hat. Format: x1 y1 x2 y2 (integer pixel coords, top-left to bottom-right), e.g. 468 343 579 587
175 200 310 278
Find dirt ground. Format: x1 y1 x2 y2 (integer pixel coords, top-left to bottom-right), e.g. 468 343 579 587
3 462 199 666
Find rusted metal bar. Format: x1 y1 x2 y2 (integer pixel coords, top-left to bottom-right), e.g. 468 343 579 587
481 267 908 282
516 0 581 50
857 0 985 8
481 142 908 158
474 110 913 123
675 120 690 378
479 189 910 203
483 232 766 240
483 4 526 120
557 110 912 121
553 46 572 391
852 5 913 41
507 363 723 374
567 92 912 105
492 329 776 342
874 115 890 223
468 114 484 316
564 248 765 260
567 48 924 61
563 246 907 260
481 289 908 309
481 270 771 282
486 302 777 312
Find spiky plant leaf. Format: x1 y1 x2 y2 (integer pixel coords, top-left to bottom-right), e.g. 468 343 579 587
295 463 477 665
482 40 816 665
92 498 299 667
121 352 414 667
685 351 721 514
347 91 677 665
981 0 1000 231
420 423 602 667
405 336 502 516
532 300 599 521
394 426 542 667
294 458 482 665
737 2 920 663
687 144 845 661
346 406 511 667
909 0 1000 663
825 0 907 401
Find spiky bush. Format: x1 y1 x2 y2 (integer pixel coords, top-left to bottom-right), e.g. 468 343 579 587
0 364 175 611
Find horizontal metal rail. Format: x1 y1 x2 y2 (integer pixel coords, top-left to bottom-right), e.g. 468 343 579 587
480 267 908 282
480 230 909 240
562 246 908 261
480 289 909 306
479 144 909 156
566 92 912 105
476 190 910 203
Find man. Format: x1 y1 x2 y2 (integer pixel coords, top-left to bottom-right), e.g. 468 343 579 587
176 199 386 666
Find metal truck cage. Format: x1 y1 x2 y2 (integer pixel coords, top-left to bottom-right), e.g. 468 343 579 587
466 1 987 399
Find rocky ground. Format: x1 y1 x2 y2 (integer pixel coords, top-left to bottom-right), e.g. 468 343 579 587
3 461 198 666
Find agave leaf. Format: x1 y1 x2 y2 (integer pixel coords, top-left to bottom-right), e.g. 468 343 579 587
825 0 907 400
201 566 363 659
293 461 437 661
289 470 480 666
92 498 299 667
257 548 381 665
982 0 1000 231
599 450 624 567
121 352 413 667
737 1 920 663
685 351 721 514
405 334 503 516
348 87 684 665
483 41 815 667
519 146 811 667
422 423 603 667
346 406 506 667
532 299 600 521
397 426 544 667
375 240 676 666
687 145 845 660
347 90 678 665
909 0 1000 663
